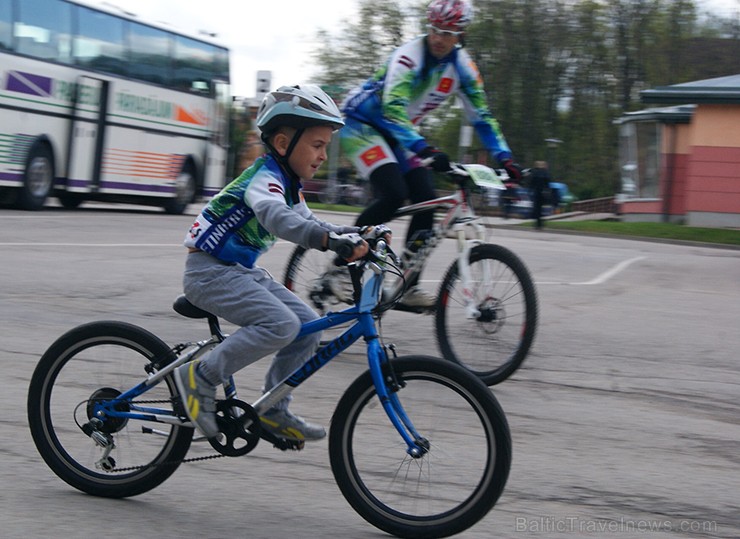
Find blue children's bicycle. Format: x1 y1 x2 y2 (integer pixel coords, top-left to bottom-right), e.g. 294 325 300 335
27 238 511 539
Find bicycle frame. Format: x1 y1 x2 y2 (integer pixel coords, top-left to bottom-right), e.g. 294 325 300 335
89 243 429 457
385 167 494 320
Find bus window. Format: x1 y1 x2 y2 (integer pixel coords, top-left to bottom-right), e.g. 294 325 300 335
214 47 230 83
174 35 214 93
0 1 11 51
75 5 126 76
128 22 173 86
15 0 72 63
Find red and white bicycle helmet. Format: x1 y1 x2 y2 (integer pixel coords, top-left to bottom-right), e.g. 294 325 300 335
427 0 473 31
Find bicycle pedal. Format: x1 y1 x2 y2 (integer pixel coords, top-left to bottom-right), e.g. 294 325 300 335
259 429 305 451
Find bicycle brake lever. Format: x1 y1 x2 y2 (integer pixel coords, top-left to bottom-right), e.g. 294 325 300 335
447 163 470 177
385 245 401 266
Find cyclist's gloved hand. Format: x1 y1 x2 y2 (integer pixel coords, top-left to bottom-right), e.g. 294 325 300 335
359 224 392 245
500 159 523 182
418 146 452 173
327 232 367 261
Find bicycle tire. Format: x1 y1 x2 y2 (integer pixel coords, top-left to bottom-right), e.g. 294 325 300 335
329 356 511 539
436 243 538 385
284 245 353 312
27 321 193 498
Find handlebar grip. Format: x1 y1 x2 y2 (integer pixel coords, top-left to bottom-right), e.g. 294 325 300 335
334 242 354 260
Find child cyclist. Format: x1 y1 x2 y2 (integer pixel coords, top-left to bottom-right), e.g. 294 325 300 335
175 84 378 441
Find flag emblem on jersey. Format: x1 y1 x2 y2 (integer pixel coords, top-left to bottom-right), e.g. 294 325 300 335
437 77 453 94
268 182 285 195
398 55 415 69
360 146 387 167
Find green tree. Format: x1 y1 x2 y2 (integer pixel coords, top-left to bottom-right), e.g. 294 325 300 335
312 0 414 97
310 0 738 201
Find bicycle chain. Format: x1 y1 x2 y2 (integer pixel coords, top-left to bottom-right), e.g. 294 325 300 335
101 398 227 473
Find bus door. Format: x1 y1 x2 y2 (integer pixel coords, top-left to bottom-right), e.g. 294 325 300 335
202 79 230 195
65 77 110 193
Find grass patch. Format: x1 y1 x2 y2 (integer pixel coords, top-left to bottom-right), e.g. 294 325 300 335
307 202 363 213
306 201 740 247
544 220 740 246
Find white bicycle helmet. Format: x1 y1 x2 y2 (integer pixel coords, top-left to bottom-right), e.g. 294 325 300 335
427 0 473 30
256 84 344 136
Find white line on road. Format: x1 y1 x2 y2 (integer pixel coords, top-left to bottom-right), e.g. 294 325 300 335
571 255 646 285
3 242 646 287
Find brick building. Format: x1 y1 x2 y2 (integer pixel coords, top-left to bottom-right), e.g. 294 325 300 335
616 74 740 228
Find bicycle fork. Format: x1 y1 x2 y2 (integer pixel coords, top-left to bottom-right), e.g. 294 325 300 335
363 321 429 458
455 227 488 320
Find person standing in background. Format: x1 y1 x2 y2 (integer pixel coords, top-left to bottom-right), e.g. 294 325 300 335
529 160 552 230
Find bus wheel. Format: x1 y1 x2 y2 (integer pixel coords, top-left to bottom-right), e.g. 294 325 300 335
58 192 84 209
19 143 54 211
164 163 196 214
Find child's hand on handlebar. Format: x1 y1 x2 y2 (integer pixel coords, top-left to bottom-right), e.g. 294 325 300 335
326 232 368 262
359 224 392 246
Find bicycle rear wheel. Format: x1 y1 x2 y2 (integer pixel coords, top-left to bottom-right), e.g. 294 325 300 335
27 321 193 498
436 243 538 385
329 356 511 539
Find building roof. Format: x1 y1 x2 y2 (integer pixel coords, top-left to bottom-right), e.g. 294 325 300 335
615 104 695 124
641 74 740 104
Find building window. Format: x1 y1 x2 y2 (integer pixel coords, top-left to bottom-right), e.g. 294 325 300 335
619 121 661 199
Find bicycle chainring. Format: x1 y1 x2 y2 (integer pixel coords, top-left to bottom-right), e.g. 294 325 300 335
209 399 261 457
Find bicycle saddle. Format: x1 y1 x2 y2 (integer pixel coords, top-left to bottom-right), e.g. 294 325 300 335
172 295 211 319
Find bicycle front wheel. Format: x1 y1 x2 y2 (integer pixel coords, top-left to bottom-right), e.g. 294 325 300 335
284 245 353 312
436 243 538 385
329 356 511 539
27 321 193 498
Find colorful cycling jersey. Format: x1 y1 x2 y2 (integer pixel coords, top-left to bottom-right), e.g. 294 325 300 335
342 36 512 163
184 154 345 268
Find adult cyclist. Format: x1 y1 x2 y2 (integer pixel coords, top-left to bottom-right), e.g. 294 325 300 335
340 0 522 307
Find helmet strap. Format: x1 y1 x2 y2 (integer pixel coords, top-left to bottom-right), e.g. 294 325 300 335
262 128 305 202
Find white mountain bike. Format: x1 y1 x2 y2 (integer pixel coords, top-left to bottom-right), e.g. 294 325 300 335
284 163 538 386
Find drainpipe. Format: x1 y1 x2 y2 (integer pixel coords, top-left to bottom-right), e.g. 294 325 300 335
662 123 677 223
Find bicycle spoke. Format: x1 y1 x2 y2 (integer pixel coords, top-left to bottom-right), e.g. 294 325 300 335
437 244 537 385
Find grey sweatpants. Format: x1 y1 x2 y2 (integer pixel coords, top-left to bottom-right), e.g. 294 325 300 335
183 251 321 411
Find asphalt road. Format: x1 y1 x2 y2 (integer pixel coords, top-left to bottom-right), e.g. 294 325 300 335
1 204 738 539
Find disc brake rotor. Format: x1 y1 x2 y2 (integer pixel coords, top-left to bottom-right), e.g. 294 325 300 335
476 297 506 334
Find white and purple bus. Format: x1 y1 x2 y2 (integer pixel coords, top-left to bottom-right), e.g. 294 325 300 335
0 0 231 213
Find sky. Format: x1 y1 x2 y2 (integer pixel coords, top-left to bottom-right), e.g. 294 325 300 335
84 0 739 99
83 0 363 98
